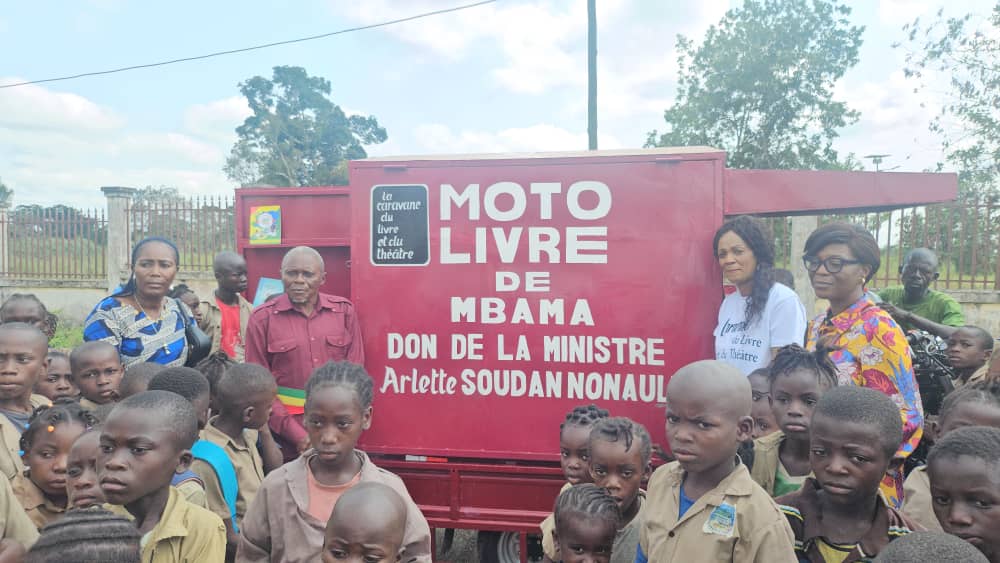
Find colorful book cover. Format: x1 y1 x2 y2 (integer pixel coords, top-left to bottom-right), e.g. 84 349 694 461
252 277 284 307
249 205 281 245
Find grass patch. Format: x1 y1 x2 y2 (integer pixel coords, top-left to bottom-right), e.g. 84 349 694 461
49 322 83 350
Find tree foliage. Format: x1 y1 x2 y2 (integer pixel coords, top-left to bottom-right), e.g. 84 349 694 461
898 3 1000 187
0 178 10 206
647 0 863 170
224 66 387 187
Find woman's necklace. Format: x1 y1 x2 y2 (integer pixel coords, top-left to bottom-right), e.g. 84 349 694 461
135 297 171 353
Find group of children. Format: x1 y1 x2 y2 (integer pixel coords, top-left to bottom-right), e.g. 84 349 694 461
541 341 1000 562
0 293 433 562
0 291 999 562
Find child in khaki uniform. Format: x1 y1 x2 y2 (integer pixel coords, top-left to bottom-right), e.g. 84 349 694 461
0 324 52 483
945 326 994 387
637 360 796 562
926 426 1000 563
69 341 123 411
540 404 610 562
33 351 77 402
238 362 431 563
776 386 919 561
99 391 225 563
903 381 1000 532
750 345 838 497
15 401 96 529
197 364 277 523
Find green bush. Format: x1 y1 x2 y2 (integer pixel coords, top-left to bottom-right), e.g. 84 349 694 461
49 321 84 350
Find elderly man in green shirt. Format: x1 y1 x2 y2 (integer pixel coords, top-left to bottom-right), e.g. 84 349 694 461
878 248 965 339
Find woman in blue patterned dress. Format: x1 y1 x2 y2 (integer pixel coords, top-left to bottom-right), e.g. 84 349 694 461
84 237 191 368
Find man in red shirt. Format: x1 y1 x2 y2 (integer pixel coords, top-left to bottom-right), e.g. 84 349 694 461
199 251 253 361
245 246 364 458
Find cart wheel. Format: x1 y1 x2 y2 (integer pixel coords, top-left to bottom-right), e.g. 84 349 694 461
476 531 542 563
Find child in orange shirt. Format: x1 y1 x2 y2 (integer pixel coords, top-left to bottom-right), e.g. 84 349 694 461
238 361 431 563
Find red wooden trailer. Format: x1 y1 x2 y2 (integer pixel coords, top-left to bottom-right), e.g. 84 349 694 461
235 147 957 563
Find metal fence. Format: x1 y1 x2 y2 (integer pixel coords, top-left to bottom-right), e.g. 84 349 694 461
128 195 235 273
765 199 1000 291
0 205 107 279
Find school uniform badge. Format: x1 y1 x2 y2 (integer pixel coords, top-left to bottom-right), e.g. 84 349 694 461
703 502 736 537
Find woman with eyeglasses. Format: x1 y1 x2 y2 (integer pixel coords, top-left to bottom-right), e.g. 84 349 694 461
713 216 807 375
802 222 921 510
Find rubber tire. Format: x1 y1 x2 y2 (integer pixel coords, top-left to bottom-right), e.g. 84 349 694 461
477 531 542 563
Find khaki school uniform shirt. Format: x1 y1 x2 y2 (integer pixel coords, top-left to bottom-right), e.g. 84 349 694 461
902 466 941 532
539 482 573 559
639 461 796 563
0 395 50 482
192 417 264 525
11 473 64 530
749 432 812 498
237 449 431 563
198 294 253 362
777 477 920 562
749 431 784 496
141 486 226 563
174 477 208 509
0 474 38 548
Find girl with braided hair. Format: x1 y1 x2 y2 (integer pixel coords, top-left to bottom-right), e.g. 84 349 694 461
14 400 97 529
749 344 838 497
541 404 611 562
714 216 807 375
237 361 431 563
552 483 622 563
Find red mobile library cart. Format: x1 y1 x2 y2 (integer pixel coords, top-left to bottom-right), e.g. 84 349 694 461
236 147 956 563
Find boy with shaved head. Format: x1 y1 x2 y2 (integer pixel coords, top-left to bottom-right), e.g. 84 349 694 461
946 325 994 387
245 246 365 460
199 251 252 361
322 482 408 563
637 360 796 562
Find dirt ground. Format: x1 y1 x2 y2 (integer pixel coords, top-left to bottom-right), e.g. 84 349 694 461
434 529 478 562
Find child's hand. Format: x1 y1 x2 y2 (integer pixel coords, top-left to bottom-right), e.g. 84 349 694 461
297 435 311 454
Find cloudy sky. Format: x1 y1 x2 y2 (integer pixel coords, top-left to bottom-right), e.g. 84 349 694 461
0 0 991 207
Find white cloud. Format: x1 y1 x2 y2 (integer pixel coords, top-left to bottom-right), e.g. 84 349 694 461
0 78 123 132
0 86 240 206
412 122 623 154
834 69 946 170
182 96 251 145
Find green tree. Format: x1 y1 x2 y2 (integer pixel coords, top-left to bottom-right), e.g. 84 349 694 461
224 66 387 187
647 0 863 170
0 178 11 206
898 3 1000 184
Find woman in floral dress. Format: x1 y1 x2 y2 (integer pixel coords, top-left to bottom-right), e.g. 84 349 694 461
801 222 921 509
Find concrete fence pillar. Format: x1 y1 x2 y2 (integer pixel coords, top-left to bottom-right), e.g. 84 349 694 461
102 186 136 292
0 202 9 277
790 215 819 316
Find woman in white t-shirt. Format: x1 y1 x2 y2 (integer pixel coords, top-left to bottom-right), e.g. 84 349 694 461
713 216 807 374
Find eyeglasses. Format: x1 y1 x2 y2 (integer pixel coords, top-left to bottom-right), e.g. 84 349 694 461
802 255 861 274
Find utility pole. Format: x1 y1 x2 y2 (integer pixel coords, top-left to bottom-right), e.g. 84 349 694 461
587 0 597 150
864 153 890 172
